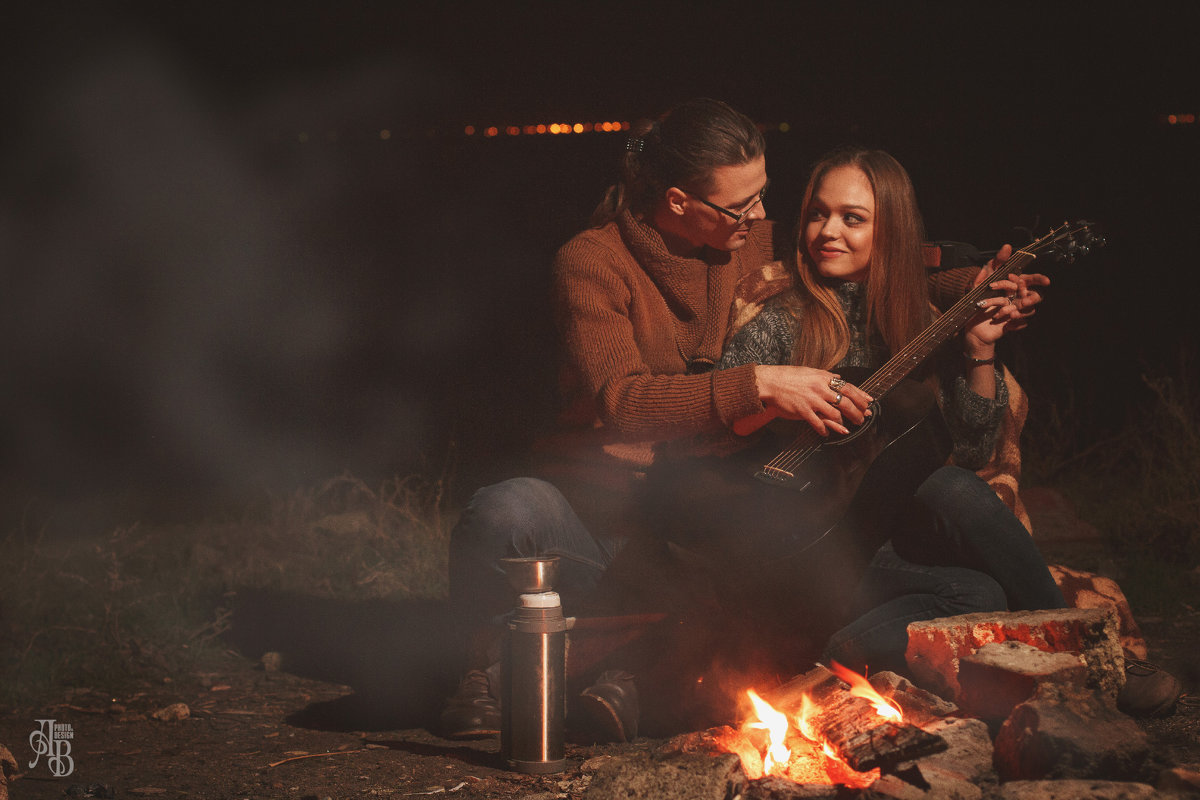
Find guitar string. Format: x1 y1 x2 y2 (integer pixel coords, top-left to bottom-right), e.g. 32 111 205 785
765 247 1036 473
760 224 1081 476
763 225 1069 473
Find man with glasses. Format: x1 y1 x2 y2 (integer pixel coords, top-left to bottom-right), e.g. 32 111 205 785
686 179 770 224
441 98 799 744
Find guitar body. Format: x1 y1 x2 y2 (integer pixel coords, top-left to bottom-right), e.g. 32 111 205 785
647 370 949 563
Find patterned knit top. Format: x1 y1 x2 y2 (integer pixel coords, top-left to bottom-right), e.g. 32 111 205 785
718 281 1008 470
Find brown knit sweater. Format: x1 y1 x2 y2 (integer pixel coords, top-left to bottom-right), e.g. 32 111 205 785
533 210 779 533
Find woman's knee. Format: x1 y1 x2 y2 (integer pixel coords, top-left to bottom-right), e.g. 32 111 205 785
938 571 1007 615
916 465 988 508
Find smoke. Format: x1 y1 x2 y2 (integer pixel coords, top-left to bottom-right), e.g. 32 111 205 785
0 25 474 529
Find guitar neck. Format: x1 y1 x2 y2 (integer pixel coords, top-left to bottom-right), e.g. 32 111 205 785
859 247 1036 398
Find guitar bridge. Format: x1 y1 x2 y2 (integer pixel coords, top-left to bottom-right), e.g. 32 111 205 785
759 465 794 482
756 463 813 491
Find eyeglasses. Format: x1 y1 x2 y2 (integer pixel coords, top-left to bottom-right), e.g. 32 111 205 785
684 181 769 224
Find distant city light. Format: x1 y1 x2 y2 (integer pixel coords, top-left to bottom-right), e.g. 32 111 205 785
1160 112 1196 125
290 118 796 144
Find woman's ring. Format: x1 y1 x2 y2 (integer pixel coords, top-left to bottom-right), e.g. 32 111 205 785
833 393 843 405
829 377 846 391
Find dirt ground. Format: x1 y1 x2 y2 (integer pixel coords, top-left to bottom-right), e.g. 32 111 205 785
2 598 1197 800
0 648 626 800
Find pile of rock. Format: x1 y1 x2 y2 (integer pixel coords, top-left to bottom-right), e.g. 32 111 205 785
582 607 1199 799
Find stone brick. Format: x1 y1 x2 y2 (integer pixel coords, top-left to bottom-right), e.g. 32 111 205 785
583 750 744 800
993 683 1151 783
1048 563 1149 660
917 717 996 786
957 640 1089 723
863 769 981 800
998 779 1159 799
1157 764 1200 795
904 608 1123 702
741 776 840 799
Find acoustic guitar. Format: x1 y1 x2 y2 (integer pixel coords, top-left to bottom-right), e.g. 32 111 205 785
647 221 1103 575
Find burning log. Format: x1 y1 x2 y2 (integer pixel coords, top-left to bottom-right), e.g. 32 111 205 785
761 664 948 773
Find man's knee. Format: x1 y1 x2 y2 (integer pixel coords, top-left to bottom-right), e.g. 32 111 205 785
472 477 560 525
455 477 567 554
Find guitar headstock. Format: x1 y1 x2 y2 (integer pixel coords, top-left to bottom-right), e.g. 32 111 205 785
1027 220 1106 263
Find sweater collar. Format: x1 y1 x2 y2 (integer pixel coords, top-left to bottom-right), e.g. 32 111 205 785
617 210 732 320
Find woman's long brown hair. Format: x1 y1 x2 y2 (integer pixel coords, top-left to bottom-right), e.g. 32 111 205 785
785 148 930 369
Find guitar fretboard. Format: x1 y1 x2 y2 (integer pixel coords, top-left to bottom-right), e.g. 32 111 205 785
758 222 1096 481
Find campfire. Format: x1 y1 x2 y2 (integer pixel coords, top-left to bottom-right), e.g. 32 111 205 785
713 662 935 789
585 607 1174 799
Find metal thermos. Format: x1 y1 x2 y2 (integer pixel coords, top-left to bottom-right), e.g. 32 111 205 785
499 557 567 774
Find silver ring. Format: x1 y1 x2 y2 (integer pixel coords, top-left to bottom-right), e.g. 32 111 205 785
829 377 846 391
1006 294 1016 301
833 393 843 405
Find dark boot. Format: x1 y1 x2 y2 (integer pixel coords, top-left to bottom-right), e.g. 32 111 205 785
574 670 639 743
1117 657 1182 718
438 662 501 738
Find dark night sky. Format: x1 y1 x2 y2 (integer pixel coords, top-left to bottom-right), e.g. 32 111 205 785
2 2 1198 531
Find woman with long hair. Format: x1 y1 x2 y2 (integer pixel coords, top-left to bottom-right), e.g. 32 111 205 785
717 147 1067 676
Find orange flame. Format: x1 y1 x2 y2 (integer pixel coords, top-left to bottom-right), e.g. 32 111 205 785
745 689 790 776
829 661 902 721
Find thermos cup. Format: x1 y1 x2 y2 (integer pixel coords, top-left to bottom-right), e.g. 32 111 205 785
499 556 567 774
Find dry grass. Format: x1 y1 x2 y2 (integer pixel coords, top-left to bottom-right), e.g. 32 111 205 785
1023 357 1200 613
0 471 451 710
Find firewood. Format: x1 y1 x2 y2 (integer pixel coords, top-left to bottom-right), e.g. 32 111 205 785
762 664 947 772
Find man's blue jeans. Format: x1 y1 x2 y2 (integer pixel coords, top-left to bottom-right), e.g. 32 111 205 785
448 477 623 630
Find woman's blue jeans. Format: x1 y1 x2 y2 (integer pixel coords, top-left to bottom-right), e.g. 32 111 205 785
448 467 1066 676
821 465 1067 675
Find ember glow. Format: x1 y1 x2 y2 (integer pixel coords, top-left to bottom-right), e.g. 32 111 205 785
797 694 841 762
